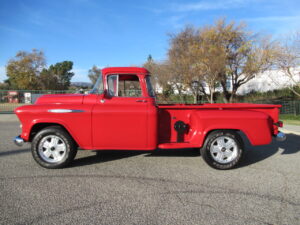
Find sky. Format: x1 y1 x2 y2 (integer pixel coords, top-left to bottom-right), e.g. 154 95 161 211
0 0 299 83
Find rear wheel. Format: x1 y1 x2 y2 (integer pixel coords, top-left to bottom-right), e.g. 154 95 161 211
200 130 243 170
31 126 77 169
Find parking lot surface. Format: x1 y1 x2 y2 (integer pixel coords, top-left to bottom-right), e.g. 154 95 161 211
1 117 299 225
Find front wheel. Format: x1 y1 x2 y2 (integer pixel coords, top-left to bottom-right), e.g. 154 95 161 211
31 126 77 169
200 131 243 170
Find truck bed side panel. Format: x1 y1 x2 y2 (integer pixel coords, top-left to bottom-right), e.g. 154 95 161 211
158 108 273 147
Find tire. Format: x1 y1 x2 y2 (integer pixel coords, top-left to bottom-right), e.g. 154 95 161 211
200 130 243 170
31 126 77 169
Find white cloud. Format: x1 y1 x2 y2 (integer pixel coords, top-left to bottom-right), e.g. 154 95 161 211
0 66 7 82
161 15 186 29
244 15 300 36
170 0 249 12
245 15 300 22
0 25 29 38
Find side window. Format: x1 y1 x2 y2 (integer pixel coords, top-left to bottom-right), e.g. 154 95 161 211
107 74 142 97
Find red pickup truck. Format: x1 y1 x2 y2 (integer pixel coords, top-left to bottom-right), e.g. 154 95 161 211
14 67 286 169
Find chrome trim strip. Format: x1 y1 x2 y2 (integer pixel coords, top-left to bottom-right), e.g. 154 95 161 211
48 109 85 113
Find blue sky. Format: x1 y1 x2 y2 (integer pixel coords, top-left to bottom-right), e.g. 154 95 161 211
0 0 299 82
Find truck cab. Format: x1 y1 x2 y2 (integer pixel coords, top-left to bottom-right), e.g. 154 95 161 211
90 67 158 150
14 67 286 170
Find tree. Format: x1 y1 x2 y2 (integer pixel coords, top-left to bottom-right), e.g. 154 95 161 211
40 61 74 90
0 82 9 90
88 65 101 85
6 49 45 90
273 33 300 97
210 19 275 102
39 69 58 90
168 27 198 97
190 26 226 103
143 55 155 75
143 55 173 97
6 49 75 90
167 19 275 103
168 26 226 103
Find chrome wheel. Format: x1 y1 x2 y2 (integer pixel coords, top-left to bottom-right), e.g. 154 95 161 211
38 135 67 163
210 136 238 164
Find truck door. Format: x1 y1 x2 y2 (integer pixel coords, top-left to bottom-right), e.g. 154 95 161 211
92 74 150 150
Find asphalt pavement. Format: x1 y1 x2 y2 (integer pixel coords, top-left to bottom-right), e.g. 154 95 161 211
0 115 299 225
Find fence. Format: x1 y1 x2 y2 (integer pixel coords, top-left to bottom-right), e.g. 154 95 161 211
0 90 75 113
253 100 300 115
0 90 299 115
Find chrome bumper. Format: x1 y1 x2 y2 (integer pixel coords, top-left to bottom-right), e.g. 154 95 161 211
14 136 24 146
276 132 286 142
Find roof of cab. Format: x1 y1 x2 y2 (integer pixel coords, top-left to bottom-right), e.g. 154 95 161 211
101 67 149 75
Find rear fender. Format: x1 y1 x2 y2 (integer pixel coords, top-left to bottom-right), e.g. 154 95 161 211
190 110 272 147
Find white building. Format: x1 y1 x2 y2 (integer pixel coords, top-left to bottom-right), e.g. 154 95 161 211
237 68 300 95
152 68 300 96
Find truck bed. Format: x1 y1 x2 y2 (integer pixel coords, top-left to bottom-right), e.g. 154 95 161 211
157 103 281 109
157 103 282 147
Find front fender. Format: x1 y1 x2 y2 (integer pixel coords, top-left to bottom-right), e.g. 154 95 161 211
15 104 93 149
29 118 80 144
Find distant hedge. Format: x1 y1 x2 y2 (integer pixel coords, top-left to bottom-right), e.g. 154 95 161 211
237 87 300 102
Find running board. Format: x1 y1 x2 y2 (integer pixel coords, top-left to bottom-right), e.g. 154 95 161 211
158 142 198 149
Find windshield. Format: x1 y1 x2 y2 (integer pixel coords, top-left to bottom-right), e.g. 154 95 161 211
89 71 104 94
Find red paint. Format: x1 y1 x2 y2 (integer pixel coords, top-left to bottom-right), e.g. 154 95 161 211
15 67 282 151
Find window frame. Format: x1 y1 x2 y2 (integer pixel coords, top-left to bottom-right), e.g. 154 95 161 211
145 76 155 98
106 74 144 98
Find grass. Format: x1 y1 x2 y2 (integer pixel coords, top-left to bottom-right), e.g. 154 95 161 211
280 114 300 126
0 103 29 113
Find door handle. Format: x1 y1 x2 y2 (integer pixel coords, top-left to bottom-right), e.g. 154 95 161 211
100 99 105 103
136 99 147 103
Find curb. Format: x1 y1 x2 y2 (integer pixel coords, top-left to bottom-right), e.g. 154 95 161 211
0 114 18 122
280 128 300 136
